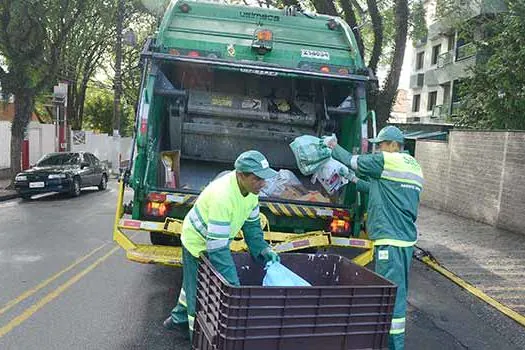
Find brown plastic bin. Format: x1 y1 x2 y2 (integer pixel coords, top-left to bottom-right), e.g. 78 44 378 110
194 253 397 350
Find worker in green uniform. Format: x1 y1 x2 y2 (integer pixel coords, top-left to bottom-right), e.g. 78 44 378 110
326 126 423 350
163 150 280 339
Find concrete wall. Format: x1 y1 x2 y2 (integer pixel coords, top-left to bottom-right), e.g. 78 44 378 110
0 121 132 173
0 121 11 168
497 132 525 233
70 130 132 170
416 131 525 234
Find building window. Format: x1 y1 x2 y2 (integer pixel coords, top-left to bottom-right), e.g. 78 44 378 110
412 94 421 112
427 91 438 111
431 44 441 65
416 52 424 70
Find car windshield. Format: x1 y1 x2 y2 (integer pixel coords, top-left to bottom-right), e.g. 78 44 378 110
37 154 80 166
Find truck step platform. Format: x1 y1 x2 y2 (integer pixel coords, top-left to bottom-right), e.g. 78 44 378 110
126 244 183 266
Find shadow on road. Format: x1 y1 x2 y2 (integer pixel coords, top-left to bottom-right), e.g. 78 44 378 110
19 187 110 203
117 264 191 350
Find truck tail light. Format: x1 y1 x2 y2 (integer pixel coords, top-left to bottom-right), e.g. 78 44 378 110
329 218 350 235
320 66 330 73
187 50 200 57
257 30 273 41
148 192 167 202
145 201 168 217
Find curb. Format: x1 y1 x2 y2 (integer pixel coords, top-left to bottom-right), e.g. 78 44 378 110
414 246 525 328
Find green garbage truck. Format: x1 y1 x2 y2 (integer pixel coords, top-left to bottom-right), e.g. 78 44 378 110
113 0 377 267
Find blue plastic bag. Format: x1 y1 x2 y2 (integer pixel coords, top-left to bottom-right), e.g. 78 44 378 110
262 262 311 287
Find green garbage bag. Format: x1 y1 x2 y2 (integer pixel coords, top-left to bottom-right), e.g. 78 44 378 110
290 135 332 175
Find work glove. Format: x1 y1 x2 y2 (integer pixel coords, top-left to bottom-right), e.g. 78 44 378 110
322 134 337 150
338 167 358 183
262 249 280 265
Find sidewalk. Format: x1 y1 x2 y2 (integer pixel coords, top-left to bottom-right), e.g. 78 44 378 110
0 178 18 201
416 205 525 316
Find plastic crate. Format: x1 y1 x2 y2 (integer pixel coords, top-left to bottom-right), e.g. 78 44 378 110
192 315 216 350
195 253 397 350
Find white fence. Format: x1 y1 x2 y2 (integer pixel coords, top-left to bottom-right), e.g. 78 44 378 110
70 130 133 171
0 121 132 172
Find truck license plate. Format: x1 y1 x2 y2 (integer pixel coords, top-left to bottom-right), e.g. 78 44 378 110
29 182 45 188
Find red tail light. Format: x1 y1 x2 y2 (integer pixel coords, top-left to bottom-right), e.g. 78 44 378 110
329 219 350 235
145 201 169 217
187 50 200 57
320 66 330 73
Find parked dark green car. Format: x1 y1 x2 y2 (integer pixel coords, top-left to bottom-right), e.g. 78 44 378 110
14 152 108 200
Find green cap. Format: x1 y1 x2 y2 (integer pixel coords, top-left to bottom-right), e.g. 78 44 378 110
234 150 278 179
369 126 405 144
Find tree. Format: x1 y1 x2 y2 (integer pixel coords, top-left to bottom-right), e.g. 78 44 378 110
0 0 86 179
60 0 117 131
452 1 525 130
83 88 134 136
311 0 409 128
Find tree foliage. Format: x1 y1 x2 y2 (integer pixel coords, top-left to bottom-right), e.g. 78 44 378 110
83 88 134 136
409 0 427 45
60 0 117 130
0 0 86 177
452 1 525 130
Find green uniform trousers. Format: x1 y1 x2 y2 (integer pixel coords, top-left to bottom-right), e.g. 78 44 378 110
170 246 199 340
374 245 414 350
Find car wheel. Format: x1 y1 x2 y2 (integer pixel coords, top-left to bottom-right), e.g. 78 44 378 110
70 177 81 197
21 194 32 200
150 232 181 246
98 174 108 191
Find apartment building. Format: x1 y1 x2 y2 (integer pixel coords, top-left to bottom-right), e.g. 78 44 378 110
407 0 507 124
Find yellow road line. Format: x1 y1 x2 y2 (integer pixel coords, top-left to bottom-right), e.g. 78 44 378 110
0 245 120 338
0 243 108 316
420 256 525 327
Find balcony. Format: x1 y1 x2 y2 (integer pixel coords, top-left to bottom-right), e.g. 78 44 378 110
451 101 464 115
431 104 451 119
437 51 453 68
410 73 425 89
456 43 477 61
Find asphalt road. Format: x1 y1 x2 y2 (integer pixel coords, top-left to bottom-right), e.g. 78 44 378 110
0 181 524 350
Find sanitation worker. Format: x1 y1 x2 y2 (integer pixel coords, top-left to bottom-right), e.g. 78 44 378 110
163 150 280 339
326 126 424 350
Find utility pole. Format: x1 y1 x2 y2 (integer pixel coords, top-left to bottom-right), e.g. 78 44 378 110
113 0 124 137
113 0 124 174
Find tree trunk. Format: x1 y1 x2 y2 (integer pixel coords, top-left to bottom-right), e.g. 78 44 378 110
340 0 365 59
376 0 409 128
312 0 338 16
76 77 89 129
367 0 383 75
10 90 35 182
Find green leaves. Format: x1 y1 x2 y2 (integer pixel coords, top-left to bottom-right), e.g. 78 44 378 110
453 5 525 130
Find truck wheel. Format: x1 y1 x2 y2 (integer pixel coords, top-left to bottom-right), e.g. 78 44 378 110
21 194 32 200
150 232 182 246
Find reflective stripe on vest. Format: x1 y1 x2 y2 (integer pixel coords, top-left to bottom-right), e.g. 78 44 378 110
188 314 195 331
206 238 229 251
188 207 207 239
247 206 260 221
374 239 417 247
389 317 406 335
382 152 424 188
178 288 187 307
